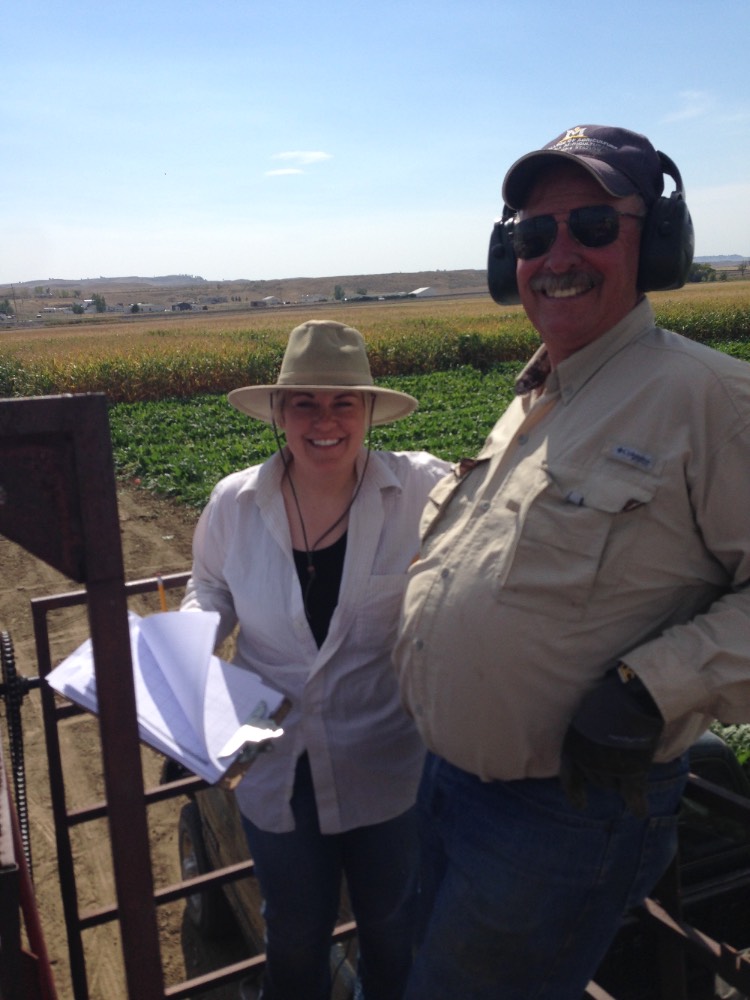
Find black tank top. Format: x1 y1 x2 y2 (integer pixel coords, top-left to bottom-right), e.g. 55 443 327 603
292 532 347 648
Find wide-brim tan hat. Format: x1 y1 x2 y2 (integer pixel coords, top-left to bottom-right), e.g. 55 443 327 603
228 320 418 426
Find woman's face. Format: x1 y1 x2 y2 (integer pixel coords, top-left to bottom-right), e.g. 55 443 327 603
275 390 368 476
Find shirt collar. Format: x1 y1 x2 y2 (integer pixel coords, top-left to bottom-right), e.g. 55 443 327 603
236 446 401 505
514 297 654 403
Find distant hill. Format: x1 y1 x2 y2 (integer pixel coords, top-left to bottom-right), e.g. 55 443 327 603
5 258 746 313
694 255 748 265
11 274 208 288
3 270 489 310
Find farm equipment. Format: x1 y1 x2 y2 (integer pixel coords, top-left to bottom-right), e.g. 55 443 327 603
2 391 750 999
169 726 750 1000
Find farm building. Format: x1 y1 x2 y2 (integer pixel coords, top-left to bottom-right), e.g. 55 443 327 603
409 286 438 297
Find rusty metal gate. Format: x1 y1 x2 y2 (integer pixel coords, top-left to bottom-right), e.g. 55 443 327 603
0 392 354 999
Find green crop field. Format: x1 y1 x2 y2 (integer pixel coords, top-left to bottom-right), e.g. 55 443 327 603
2 283 750 508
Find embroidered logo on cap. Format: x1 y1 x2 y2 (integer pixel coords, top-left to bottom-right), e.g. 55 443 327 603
560 127 587 143
550 125 618 156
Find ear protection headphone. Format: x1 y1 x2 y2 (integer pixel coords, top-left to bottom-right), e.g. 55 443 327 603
487 151 695 306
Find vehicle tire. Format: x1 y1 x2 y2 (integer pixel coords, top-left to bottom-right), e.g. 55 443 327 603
178 800 236 938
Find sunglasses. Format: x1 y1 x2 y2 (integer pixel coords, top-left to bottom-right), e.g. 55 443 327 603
511 205 645 260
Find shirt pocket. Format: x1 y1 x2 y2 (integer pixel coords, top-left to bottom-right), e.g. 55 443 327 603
496 462 659 621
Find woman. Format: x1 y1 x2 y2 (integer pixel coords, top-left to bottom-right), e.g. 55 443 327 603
181 320 451 1000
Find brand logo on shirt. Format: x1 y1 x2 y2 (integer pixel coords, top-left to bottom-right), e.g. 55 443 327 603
610 444 654 471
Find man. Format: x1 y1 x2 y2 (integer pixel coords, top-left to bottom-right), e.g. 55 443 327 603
394 125 750 999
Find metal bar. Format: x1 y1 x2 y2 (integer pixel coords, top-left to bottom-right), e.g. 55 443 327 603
29 571 190 616
164 953 267 999
641 896 750 994
71 401 166 1000
0 394 164 999
0 742 23 1000
78 859 256 929
685 771 750 832
33 599 90 999
584 984 618 1000
65 775 205 827
0 677 41 698
31 573 197 996
162 920 359 1000
651 859 687 1000
0 869 22 999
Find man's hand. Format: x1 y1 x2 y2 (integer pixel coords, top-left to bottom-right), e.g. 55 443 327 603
560 665 664 818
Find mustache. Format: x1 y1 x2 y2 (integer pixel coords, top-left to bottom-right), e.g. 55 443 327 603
528 273 600 294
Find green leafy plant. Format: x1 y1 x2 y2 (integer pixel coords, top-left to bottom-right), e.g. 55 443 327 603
711 722 750 776
108 366 520 508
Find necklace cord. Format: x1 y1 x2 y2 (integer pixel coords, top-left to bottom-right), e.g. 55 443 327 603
270 394 375 617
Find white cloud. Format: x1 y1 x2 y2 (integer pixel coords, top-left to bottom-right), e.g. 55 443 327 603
662 90 714 123
264 150 333 178
265 168 304 177
271 151 333 165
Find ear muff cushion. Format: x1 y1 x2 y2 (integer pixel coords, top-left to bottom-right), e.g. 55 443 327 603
637 193 695 291
487 215 520 305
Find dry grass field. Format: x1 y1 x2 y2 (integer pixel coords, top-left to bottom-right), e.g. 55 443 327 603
2 279 749 366
0 294 503 359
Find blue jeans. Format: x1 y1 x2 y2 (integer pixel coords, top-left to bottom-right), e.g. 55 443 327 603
406 753 688 1000
241 753 419 1000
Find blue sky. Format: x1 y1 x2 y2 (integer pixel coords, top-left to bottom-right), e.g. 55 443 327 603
3 0 748 284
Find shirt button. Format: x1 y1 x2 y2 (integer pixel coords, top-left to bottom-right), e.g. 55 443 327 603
480 500 490 512
414 638 424 651
441 567 449 579
518 433 529 445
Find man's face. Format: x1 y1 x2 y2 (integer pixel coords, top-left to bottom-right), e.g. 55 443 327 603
516 164 644 366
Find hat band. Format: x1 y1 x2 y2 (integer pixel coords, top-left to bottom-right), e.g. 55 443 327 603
276 371 375 387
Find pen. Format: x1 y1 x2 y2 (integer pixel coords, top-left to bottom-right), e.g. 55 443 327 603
157 575 168 613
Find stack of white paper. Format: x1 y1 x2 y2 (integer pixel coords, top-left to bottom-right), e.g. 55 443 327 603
47 610 286 784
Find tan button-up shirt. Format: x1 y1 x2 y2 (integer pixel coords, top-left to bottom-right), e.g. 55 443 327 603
394 298 750 780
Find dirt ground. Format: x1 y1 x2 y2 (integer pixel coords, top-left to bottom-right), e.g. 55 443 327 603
1 482 254 1000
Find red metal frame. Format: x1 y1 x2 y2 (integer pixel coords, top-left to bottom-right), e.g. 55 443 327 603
32 572 357 998
0 395 163 998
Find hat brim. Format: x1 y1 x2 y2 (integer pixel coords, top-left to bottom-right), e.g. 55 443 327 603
227 384 419 426
502 149 640 209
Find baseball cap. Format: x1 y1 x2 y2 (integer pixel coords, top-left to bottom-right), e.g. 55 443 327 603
502 125 665 209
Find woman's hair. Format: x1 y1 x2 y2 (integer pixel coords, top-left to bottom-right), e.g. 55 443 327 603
270 390 286 422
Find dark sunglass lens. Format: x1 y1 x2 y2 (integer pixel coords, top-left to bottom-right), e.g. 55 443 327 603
570 206 620 248
512 215 557 259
